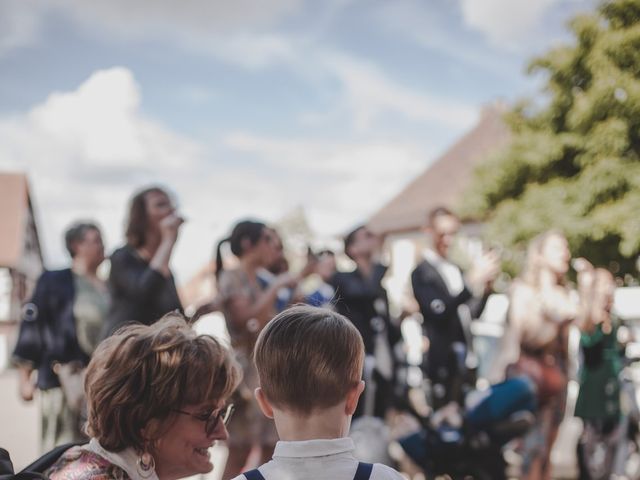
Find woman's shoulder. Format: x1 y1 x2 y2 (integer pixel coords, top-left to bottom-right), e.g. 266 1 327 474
110 245 136 261
47 446 131 480
109 246 149 272
218 268 249 289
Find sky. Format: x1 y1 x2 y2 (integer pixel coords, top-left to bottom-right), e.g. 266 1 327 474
0 0 598 284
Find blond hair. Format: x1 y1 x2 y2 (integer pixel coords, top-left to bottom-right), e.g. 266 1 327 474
521 229 567 288
254 305 364 415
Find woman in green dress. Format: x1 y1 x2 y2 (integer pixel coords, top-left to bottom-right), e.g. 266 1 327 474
575 268 623 480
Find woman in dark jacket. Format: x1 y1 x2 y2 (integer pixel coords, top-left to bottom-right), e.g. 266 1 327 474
101 186 183 338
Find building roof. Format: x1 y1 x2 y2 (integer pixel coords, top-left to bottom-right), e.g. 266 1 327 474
367 103 511 235
0 173 40 268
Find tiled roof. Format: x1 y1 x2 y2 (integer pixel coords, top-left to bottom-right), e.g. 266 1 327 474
367 103 511 235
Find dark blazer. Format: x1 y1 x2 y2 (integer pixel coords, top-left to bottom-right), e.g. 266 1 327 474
13 269 89 390
331 263 403 417
102 245 182 338
411 258 488 383
331 263 401 356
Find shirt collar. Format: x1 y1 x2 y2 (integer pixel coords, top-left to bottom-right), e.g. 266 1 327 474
85 438 160 480
423 247 444 264
273 437 355 458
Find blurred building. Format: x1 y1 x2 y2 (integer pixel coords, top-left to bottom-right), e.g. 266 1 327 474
0 173 43 370
367 102 511 312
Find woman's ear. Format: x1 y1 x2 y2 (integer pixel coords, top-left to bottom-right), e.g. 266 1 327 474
254 388 275 419
140 418 162 451
345 381 365 415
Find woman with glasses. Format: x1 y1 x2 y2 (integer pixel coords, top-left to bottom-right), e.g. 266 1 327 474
47 313 241 480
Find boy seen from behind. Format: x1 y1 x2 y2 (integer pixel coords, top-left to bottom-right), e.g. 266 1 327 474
234 305 404 480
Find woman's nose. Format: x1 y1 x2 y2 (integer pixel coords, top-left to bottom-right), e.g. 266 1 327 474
209 421 229 441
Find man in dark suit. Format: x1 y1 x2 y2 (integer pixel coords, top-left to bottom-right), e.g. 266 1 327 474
411 207 499 410
331 225 402 418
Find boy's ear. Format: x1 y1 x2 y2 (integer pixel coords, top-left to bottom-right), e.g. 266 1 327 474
345 380 365 415
254 387 275 419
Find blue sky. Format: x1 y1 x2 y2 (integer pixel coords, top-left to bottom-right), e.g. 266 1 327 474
0 0 597 282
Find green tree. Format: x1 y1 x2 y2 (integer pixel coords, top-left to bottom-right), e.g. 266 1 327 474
461 0 640 279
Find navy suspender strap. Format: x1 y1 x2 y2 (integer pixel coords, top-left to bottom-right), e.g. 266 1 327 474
243 462 372 480
244 469 266 480
353 462 374 480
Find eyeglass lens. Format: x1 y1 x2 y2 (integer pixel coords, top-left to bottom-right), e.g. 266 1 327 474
205 404 234 434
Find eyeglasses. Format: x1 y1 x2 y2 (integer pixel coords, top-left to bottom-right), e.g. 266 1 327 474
173 404 235 435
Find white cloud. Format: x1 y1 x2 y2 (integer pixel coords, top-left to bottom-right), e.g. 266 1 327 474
23 67 201 169
0 67 438 284
223 131 432 232
459 0 561 47
53 0 303 36
0 0 303 66
369 1 519 76
193 32 297 69
0 67 205 277
317 52 478 132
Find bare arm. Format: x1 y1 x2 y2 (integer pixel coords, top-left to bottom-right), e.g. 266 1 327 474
148 214 184 277
17 365 36 402
225 273 297 331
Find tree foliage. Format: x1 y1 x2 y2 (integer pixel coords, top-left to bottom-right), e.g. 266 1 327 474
461 0 640 278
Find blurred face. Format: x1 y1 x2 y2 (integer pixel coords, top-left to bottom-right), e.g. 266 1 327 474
265 229 286 272
347 228 378 259
144 190 175 230
540 233 570 276
243 227 274 268
74 228 104 268
317 254 336 282
431 214 460 257
595 269 616 311
153 400 228 479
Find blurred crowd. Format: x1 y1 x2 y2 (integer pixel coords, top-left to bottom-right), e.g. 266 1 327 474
6 185 638 480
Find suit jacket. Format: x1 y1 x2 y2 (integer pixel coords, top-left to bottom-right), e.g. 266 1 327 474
411 258 488 382
330 263 401 357
13 269 89 390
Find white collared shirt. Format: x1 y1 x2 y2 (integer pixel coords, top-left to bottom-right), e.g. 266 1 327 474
422 248 465 296
231 437 404 480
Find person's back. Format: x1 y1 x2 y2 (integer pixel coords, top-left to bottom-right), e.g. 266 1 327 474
232 305 404 480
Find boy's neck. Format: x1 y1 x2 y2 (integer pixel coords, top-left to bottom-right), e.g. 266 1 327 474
273 403 351 442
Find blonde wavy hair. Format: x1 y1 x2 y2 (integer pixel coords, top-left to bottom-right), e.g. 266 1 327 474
520 229 568 289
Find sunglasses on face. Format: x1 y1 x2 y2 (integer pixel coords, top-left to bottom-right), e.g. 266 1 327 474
173 404 235 435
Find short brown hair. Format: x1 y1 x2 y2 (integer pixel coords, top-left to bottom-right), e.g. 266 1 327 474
64 222 100 258
344 225 366 260
254 305 364 415
427 206 455 227
85 313 241 452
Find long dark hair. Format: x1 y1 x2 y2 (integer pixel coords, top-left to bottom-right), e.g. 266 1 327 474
344 225 366 260
215 220 266 279
125 186 167 248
